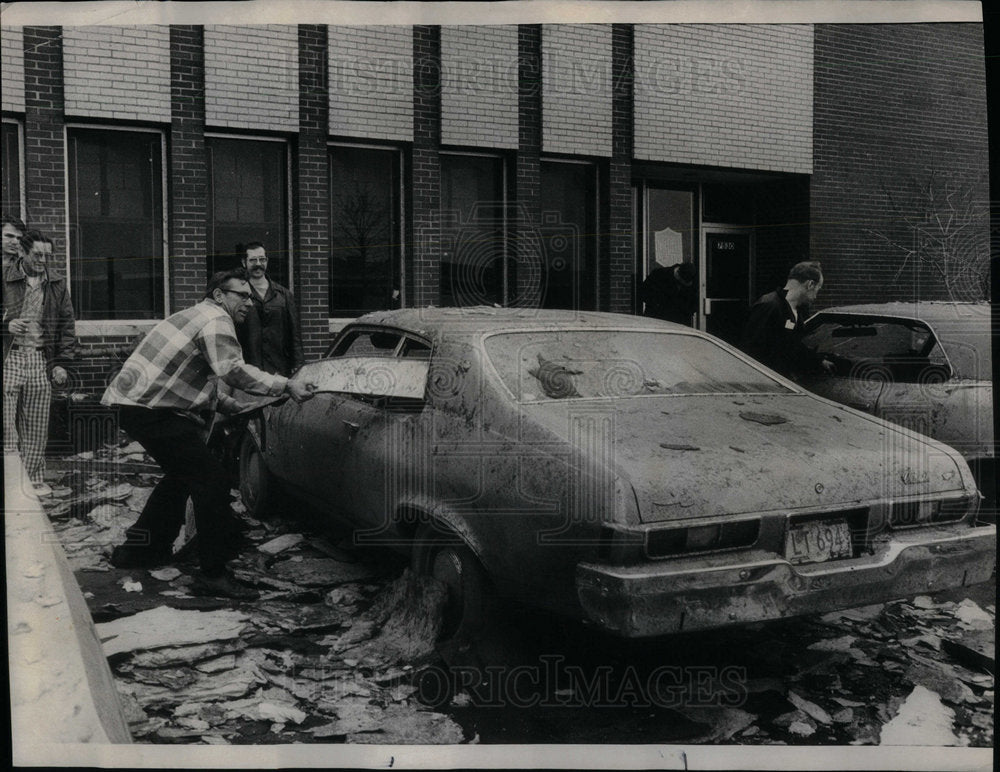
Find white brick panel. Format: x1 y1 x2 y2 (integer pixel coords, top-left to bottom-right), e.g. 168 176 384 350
542 24 613 157
329 26 413 142
205 25 298 131
441 26 518 150
1 26 25 113
635 24 813 174
63 26 170 122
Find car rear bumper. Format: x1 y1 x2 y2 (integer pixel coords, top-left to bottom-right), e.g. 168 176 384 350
576 525 996 638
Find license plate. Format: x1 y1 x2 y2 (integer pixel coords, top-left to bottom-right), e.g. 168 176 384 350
785 520 853 565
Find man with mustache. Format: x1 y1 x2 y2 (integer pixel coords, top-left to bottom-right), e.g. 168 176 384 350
237 242 303 377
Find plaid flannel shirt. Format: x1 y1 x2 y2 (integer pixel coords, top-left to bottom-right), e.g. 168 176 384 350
102 300 287 413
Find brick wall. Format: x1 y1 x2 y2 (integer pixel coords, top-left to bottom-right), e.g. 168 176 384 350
542 24 613 157
169 25 208 311
513 24 543 307
328 25 412 142
22 27 66 255
411 26 441 307
204 25 298 131
63 26 170 122
295 25 331 360
634 24 813 173
2 26 25 113
441 25 518 149
812 23 989 305
606 24 634 314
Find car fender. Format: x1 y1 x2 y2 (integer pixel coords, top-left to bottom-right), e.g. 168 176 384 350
395 497 489 568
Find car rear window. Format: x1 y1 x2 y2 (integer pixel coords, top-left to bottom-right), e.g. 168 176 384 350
483 330 790 401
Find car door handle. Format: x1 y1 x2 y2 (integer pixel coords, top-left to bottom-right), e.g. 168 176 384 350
342 420 360 437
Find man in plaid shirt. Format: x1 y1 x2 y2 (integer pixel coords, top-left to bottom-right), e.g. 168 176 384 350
103 268 315 600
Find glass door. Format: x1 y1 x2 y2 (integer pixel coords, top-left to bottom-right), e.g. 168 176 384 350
701 226 754 345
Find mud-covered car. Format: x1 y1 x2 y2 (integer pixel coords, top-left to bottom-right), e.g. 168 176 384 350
239 308 995 638
799 302 994 520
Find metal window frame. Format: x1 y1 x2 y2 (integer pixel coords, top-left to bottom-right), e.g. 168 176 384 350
1 118 26 220
205 132 294 287
327 141 406 322
63 122 169 327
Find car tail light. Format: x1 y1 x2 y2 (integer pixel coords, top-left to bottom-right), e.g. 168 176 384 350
597 526 645 564
889 497 974 528
646 518 760 558
889 500 938 528
937 497 975 523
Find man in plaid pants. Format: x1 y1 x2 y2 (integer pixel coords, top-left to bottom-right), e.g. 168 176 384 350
2 230 77 496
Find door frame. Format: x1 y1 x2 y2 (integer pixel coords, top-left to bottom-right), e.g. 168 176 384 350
698 223 756 334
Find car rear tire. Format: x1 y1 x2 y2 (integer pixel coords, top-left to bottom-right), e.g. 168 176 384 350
411 522 488 642
238 424 283 521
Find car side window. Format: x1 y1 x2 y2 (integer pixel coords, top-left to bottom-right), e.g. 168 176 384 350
328 329 402 358
400 338 432 359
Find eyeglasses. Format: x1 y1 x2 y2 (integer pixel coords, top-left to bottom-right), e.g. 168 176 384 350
221 288 253 301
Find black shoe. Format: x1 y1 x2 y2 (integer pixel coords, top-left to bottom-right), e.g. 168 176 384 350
109 545 172 569
191 571 260 601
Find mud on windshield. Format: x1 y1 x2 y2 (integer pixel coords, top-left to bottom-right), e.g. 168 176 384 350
483 330 791 402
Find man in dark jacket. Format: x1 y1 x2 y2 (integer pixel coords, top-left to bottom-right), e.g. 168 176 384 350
639 261 697 325
2 230 77 495
741 260 834 381
236 242 304 377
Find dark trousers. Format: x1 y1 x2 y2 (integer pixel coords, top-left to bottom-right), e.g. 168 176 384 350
118 405 234 574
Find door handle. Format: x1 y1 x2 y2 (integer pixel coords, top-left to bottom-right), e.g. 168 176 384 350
342 420 360 437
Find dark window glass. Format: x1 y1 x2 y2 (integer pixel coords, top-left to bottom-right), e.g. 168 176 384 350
703 183 755 224
68 129 164 320
645 188 694 270
327 328 402 358
440 154 506 307
540 162 597 310
207 138 288 280
705 232 751 299
329 146 400 316
2 123 20 219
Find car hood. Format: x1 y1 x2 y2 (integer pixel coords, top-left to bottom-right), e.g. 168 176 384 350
517 393 971 523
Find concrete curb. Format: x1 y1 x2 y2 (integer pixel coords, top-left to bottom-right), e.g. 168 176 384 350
6 452 132 759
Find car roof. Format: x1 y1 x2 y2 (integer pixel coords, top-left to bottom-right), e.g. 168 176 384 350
350 307 691 339
812 301 990 329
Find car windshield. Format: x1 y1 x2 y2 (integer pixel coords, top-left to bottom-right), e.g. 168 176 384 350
484 330 790 401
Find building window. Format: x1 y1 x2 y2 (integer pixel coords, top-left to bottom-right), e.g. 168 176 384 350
207 137 289 280
2 122 22 219
440 153 508 308
540 160 598 310
329 145 401 317
67 128 165 320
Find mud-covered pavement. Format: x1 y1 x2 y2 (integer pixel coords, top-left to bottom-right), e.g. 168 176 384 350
43 445 995 747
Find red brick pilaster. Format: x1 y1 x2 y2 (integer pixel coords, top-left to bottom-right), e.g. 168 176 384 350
295 24 330 360
411 25 441 307
513 24 543 308
607 24 634 314
23 27 66 257
169 25 207 311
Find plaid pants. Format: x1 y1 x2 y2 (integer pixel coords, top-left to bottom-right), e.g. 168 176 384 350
3 348 52 484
